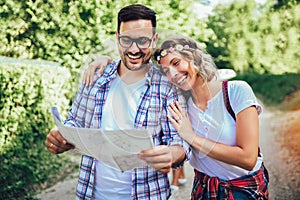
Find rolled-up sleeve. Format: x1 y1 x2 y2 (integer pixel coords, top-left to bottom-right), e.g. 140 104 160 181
64 84 94 128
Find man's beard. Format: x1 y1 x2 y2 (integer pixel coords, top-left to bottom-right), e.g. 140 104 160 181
122 51 151 71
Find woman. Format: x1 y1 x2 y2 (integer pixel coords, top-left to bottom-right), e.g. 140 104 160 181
82 37 269 199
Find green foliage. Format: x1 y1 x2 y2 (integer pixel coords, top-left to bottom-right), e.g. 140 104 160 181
206 0 300 75
0 57 74 199
1 0 298 75
273 0 300 9
0 0 212 74
234 72 300 106
154 0 212 43
0 0 114 73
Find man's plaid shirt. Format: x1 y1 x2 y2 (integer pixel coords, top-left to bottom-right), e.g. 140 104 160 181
64 60 189 200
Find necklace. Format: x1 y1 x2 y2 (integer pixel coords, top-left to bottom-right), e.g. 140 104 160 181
192 81 212 111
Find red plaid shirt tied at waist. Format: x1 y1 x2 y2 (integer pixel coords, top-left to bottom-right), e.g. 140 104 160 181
191 164 269 200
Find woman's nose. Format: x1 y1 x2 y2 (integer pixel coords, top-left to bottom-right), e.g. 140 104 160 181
169 67 178 77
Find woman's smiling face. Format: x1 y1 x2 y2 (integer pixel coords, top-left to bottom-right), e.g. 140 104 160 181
159 51 198 91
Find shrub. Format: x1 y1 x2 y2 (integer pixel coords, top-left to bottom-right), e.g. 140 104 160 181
0 56 75 199
234 72 300 106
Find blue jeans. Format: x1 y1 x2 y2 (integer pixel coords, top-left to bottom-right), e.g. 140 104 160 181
201 187 249 199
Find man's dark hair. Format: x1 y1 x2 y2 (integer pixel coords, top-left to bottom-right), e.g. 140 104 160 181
117 4 156 35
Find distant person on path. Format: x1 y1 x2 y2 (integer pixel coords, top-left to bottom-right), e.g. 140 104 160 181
45 4 189 199
84 36 270 199
170 167 187 191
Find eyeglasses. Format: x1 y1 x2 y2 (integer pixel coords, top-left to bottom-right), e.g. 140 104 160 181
118 35 154 49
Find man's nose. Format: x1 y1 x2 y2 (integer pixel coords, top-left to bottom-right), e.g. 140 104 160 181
127 42 140 53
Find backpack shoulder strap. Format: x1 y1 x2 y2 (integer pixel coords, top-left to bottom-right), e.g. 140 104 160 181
222 80 262 157
222 80 236 121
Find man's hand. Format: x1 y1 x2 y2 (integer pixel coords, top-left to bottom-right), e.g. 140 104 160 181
138 145 173 173
82 55 113 86
138 145 185 173
45 128 74 154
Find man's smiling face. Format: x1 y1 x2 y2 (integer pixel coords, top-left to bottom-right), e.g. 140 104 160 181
117 19 157 71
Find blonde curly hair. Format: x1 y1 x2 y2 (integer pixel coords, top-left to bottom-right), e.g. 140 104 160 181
153 37 218 82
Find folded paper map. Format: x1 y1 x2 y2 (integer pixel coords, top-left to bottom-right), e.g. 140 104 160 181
50 107 154 171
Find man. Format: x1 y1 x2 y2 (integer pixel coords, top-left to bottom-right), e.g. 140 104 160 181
45 4 189 199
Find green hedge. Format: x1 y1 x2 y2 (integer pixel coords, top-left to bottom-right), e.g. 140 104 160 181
0 57 75 199
234 72 300 107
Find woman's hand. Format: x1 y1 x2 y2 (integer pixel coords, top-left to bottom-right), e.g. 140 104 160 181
167 101 196 145
82 55 113 86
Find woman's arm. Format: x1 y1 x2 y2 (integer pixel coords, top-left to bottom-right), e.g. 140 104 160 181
193 106 259 170
168 102 259 171
82 55 113 85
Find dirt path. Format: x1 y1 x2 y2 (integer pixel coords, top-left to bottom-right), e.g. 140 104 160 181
35 103 300 200
260 106 300 200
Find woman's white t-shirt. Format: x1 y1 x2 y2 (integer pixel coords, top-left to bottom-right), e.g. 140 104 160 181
188 80 263 180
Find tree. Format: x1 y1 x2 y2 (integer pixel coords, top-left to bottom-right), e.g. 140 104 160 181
206 0 300 74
